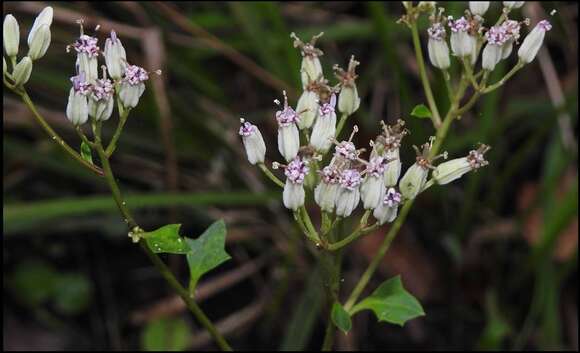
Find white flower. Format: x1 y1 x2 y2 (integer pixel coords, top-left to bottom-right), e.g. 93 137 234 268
503 1 525 9
470 2 490 16
104 30 127 80
360 157 387 209
282 157 309 211
449 17 477 59
427 23 450 69
383 148 402 187
310 94 337 152
518 20 552 64
66 72 90 125
3 14 20 57
291 32 324 89
88 77 115 121
399 163 428 200
433 144 490 184
27 24 51 61
239 119 266 165
482 25 510 71
314 166 340 212
275 92 301 161
335 169 362 217
118 64 149 108
336 56 361 115
296 89 318 130
27 6 53 46
373 187 402 225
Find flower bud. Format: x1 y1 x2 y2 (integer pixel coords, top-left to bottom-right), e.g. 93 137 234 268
499 20 522 59
72 35 100 83
399 163 428 200
335 56 361 115
469 2 490 16
66 73 91 125
427 23 450 69
503 1 525 9
27 24 51 61
275 92 301 161
239 119 266 165
89 77 115 121
335 169 362 217
296 90 318 129
433 144 490 184
314 166 340 212
373 187 402 225
3 15 20 57
104 30 127 80
282 158 309 211
361 157 387 209
518 20 552 64
310 94 337 152
482 25 510 71
27 7 53 46
118 64 149 108
12 56 32 86
449 17 477 59
291 32 324 89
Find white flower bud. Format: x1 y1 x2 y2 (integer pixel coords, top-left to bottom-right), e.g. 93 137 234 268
360 157 387 209
335 169 362 217
499 20 522 59
239 120 266 165
503 1 525 9
373 187 402 225
296 90 318 130
518 20 552 64
278 125 300 162
104 30 127 80
27 7 53 46
428 37 450 69
433 145 490 184
449 17 477 59
12 56 32 86
500 39 514 59
27 24 51 61
3 15 20 57
469 2 490 16
383 148 402 187
66 72 90 125
282 158 309 211
310 94 337 152
482 43 503 71
77 53 98 84
291 32 324 89
399 163 428 200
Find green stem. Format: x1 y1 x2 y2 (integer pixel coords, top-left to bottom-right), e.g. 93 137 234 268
258 163 284 188
344 200 414 311
410 21 442 128
462 57 480 91
16 90 104 176
105 102 130 157
442 69 454 103
482 61 524 94
300 206 320 242
94 136 232 351
321 224 343 351
328 223 378 251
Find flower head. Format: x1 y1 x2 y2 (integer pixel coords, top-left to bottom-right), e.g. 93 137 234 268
320 165 340 184
319 93 337 117
467 144 491 169
339 169 362 190
275 91 300 127
383 187 402 208
123 64 149 85
486 25 509 45
239 121 257 137
448 17 471 33
365 157 387 178
428 22 447 41
71 71 91 95
92 77 114 101
285 157 309 184
72 34 99 58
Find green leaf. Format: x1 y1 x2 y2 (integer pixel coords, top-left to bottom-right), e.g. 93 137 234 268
351 275 425 326
410 104 432 119
141 317 190 351
331 302 352 334
143 224 191 254
80 141 93 164
186 219 231 293
53 273 92 315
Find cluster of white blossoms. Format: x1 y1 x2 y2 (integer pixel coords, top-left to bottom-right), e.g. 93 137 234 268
426 1 552 71
64 22 158 126
3 7 54 87
239 32 491 226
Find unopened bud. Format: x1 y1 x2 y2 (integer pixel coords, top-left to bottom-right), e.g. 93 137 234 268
28 24 51 61
296 90 318 129
104 30 127 80
310 94 337 152
336 56 361 115
27 7 53 46
470 2 490 16
12 56 33 86
3 15 20 57
335 169 362 217
399 163 428 200
433 145 490 184
383 148 402 187
427 23 450 69
361 157 387 209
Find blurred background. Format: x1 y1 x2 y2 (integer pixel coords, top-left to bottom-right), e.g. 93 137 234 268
3 1 578 350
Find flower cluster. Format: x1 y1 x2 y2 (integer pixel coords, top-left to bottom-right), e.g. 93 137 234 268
64 23 155 125
239 30 491 226
425 2 552 71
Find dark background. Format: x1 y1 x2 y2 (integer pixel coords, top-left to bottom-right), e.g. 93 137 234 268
3 1 578 350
